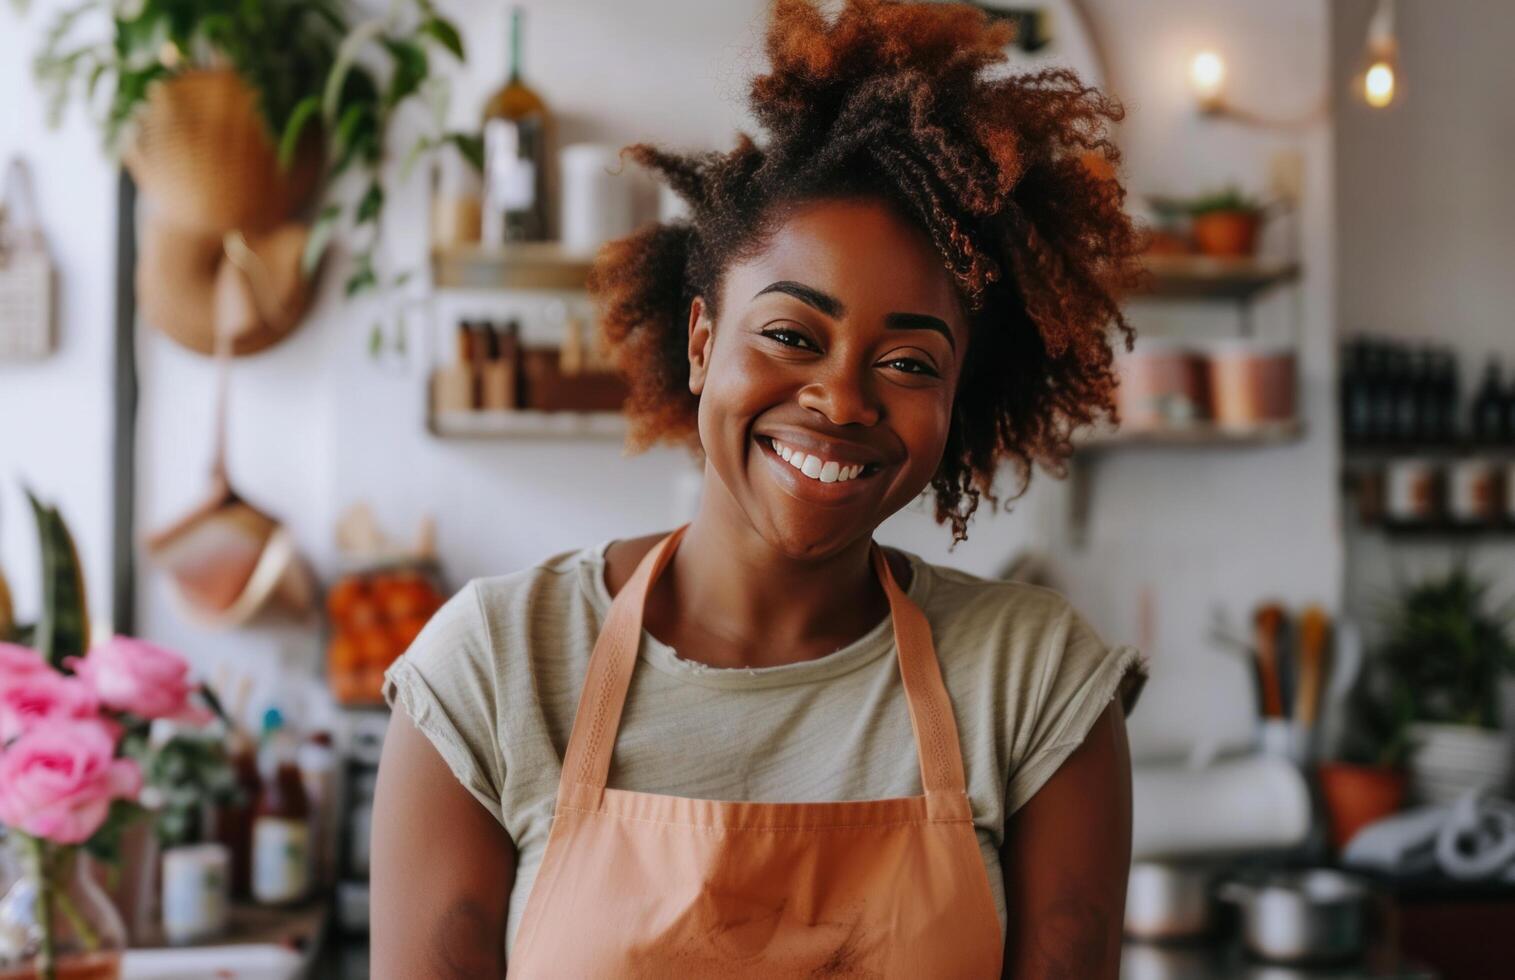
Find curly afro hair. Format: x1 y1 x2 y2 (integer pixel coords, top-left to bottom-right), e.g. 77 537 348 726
588 0 1143 544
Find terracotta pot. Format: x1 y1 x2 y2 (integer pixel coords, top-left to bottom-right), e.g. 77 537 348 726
1191 209 1262 258
1318 762 1407 851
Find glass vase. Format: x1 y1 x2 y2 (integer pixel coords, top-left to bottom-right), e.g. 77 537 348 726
0 834 125 980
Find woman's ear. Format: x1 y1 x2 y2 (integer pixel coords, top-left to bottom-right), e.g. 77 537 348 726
687 295 714 396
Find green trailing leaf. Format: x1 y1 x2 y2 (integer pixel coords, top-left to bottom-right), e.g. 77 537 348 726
277 93 321 169
382 37 427 109
24 488 90 670
420 17 463 60
448 131 484 171
303 203 342 277
346 255 377 297
399 135 435 182
368 321 384 359
356 182 384 225
322 16 388 121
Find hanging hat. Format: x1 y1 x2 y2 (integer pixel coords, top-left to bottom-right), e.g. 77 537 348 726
137 214 315 357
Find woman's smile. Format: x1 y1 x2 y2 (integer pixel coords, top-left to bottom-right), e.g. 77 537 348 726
753 433 888 508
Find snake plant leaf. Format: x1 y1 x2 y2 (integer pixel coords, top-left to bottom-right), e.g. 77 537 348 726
25 488 90 669
0 565 14 639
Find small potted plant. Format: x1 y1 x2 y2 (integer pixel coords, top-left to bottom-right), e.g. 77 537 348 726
1149 186 1270 258
1378 566 1515 805
1319 656 1414 851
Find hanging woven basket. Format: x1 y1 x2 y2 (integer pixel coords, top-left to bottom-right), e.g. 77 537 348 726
123 69 323 235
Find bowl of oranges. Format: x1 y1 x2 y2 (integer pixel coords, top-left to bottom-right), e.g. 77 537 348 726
325 561 448 705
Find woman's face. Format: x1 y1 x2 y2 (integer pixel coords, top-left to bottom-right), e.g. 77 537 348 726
687 197 971 559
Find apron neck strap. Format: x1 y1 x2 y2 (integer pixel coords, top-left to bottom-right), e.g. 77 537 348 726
559 523 970 806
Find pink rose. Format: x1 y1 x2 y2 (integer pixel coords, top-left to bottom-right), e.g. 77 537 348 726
0 670 100 742
68 636 200 721
0 643 50 685
0 718 142 844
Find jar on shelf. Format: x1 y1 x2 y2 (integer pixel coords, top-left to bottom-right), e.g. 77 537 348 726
1201 339 1297 428
1114 339 1207 431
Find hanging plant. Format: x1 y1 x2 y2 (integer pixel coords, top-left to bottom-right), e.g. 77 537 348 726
27 0 480 297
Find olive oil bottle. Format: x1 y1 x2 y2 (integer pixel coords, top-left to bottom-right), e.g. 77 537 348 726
482 6 550 243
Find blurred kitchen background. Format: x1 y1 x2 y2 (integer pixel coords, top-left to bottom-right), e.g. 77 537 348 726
2 0 1514 977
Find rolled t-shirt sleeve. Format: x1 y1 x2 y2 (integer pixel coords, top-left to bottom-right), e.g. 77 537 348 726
1004 603 1147 815
382 579 507 826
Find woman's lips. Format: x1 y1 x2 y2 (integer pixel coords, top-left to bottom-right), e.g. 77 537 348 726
754 435 883 507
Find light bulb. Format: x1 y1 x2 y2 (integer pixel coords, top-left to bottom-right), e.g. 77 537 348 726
1189 51 1226 111
1364 60 1395 108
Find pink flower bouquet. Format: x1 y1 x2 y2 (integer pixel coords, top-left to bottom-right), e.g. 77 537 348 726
1 636 210 978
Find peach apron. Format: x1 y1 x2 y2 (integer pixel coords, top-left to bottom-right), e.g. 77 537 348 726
508 524 1004 977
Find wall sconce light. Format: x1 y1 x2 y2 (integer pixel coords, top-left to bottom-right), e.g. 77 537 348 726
1186 47 1326 129
1358 0 1399 108
1189 50 1227 114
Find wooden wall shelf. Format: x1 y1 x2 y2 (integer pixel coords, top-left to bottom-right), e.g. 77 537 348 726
1076 418 1305 451
1134 254 1301 302
432 243 594 291
429 409 626 441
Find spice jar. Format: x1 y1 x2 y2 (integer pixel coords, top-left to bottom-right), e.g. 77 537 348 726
1202 339 1296 428
1114 339 1207 431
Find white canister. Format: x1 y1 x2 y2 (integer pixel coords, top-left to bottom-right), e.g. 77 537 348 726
1447 457 1500 525
1384 456 1440 525
161 843 230 944
560 143 636 255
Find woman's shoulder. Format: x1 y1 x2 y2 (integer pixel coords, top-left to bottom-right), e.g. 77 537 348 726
909 555 1146 714
909 555 1083 636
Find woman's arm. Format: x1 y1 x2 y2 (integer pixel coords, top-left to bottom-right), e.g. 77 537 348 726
1000 701 1132 979
371 708 516 979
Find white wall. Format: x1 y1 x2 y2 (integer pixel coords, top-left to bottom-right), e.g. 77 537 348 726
1039 0 1340 758
0 10 117 631
2 0 1340 754
1331 0 1515 629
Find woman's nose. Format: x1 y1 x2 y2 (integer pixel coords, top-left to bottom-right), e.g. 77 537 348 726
796 364 882 427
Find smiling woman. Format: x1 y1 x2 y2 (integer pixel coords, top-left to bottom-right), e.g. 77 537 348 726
371 1 1147 977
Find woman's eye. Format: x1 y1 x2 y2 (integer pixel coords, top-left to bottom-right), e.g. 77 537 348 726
884 356 938 377
760 327 818 351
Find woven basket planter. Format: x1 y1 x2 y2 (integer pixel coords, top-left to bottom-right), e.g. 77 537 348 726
123 69 322 235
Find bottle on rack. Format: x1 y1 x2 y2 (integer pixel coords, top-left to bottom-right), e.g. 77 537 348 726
1433 348 1460 446
1340 338 1371 446
1470 357 1506 446
482 6 550 244
1390 346 1422 446
1366 341 1396 445
252 709 312 906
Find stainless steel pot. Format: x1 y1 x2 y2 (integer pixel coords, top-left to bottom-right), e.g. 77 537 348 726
1124 862 1218 940
1219 869 1369 964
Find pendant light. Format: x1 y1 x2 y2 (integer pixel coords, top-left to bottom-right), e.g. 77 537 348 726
1359 0 1399 109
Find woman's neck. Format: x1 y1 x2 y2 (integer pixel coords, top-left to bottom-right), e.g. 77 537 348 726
645 473 899 669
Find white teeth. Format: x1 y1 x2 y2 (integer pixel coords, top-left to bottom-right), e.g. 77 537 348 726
767 438 870 484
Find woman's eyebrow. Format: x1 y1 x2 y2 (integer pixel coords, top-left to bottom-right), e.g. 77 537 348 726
753 280 845 318
753 280 955 351
885 312 956 351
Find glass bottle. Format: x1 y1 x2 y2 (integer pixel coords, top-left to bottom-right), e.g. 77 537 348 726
481 6 550 244
251 711 311 906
